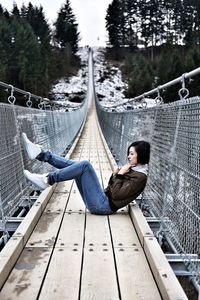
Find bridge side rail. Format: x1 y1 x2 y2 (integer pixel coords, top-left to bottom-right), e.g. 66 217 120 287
0 100 88 225
95 94 200 288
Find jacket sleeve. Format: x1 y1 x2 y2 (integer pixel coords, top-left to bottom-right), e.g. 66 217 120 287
110 173 146 201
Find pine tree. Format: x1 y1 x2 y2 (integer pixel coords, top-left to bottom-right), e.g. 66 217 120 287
12 3 20 18
182 0 195 44
20 3 52 95
158 46 185 102
139 0 165 59
54 0 80 54
3 8 10 20
124 0 139 48
105 0 122 48
171 0 183 44
0 4 3 15
124 54 154 97
10 17 41 92
0 14 11 81
193 0 200 45
21 3 50 42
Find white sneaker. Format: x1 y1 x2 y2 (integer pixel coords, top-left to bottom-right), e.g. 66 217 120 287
22 132 42 160
24 170 50 190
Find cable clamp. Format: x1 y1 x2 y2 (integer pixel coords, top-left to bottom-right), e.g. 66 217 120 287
7 85 16 105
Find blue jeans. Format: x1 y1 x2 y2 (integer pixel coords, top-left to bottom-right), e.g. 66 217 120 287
37 150 113 215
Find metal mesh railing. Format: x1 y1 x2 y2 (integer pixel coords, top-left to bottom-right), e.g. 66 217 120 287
0 100 87 223
96 95 200 285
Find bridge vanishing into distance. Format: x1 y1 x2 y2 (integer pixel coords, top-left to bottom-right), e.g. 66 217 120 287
0 50 199 299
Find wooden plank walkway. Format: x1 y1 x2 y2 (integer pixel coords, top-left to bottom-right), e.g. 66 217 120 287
0 101 187 300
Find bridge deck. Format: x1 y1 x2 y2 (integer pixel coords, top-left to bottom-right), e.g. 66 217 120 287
0 103 187 299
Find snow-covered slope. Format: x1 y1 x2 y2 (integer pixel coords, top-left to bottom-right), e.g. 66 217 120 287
51 47 157 111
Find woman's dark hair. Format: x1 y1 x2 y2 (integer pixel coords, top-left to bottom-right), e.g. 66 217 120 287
127 141 150 164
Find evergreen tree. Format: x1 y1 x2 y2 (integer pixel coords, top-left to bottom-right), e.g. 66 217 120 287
106 0 139 48
171 0 183 44
182 0 195 44
12 3 20 18
54 0 80 53
0 4 3 15
162 0 183 44
20 3 52 94
193 0 200 45
0 14 11 81
158 46 185 102
139 0 165 59
105 0 122 48
184 44 200 96
21 3 50 42
157 44 173 84
10 17 41 92
124 54 154 97
119 0 127 46
3 9 10 20
0 1 81 102
124 0 139 48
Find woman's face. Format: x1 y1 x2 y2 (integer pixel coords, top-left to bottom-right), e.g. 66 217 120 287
128 146 138 166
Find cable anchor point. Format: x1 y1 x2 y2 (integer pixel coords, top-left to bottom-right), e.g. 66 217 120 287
141 94 147 108
178 73 189 100
155 86 164 105
7 85 16 105
26 92 32 107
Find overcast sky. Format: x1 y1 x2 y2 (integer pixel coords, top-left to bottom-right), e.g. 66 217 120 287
2 0 112 46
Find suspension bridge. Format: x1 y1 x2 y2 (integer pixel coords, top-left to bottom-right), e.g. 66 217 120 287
0 49 199 299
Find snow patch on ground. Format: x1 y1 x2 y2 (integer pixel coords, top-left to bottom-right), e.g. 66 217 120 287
93 47 128 107
51 47 157 111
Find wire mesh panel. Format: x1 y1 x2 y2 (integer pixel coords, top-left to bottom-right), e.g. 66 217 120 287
96 96 200 285
0 104 27 222
0 101 87 221
96 100 155 165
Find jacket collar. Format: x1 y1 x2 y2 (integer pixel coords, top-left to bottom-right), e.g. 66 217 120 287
131 164 148 176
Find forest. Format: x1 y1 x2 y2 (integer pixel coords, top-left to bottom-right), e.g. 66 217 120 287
0 0 80 103
0 0 200 104
105 0 200 102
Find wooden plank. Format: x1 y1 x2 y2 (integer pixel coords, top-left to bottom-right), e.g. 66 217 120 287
56 212 85 248
80 213 119 299
99 161 112 172
129 203 154 246
129 204 187 299
114 247 161 300
0 247 52 300
26 211 63 248
144 236 188 300
80 248 119 300
44 192 69 213
109 213 142 248
84 214 112 248
0 237 24 289
0 186 55 289
109 213 161 299
53 181 72 194
65 183 85 213
38 247 82 300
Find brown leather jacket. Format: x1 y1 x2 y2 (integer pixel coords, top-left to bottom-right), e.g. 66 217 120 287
104 170 147 212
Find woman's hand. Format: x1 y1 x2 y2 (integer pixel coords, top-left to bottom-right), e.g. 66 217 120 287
117 164 132 175
113 167 121 175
